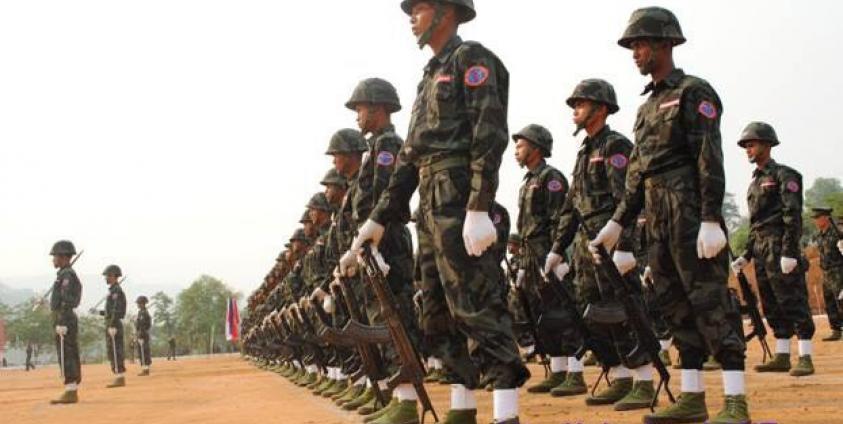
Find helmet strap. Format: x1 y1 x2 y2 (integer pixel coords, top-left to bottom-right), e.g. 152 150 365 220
418 3 446 49
573 101 598 137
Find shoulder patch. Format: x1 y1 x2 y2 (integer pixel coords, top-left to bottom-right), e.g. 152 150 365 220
547 180 564 192
786 180 800 193
376 151 395 166
62 278 70 287
609 154 629 169
111 293 118 299
698 101 718 119
464 65 489 88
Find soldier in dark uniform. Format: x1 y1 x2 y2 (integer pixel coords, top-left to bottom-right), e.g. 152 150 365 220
49 240 82 404
732 121 815 380
811 207 843 341
25 342 35 371
102 265 127 388
167 337 177 360
136 296 152 376
344 2 528 423
590 7 749 423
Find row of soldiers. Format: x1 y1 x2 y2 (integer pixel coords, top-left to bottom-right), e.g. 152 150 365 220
242 2 843 424
46 240 154 404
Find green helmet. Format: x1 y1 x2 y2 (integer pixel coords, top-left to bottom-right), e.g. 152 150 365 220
345 78 401 113
299 210 312 224
738 122 780 147
136 295 148 304
401 0 476 23
566 79 620 114
289 228 310 244
512 124 553 158
306 192 332 212
618 7 686 49
811 207 833 218
50 240 76 256
102 264 122 277
320 169 348 189
325 128 368 155
508 233 522 244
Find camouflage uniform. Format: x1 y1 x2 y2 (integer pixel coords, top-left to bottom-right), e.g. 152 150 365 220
814 219 843 332
370 34 528 389
104 282 127 374
634 217 671 341
135 302 152 368
51 264 83 385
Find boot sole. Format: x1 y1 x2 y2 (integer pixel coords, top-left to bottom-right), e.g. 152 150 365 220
585 397 623 406
643 413 708 424
614 401 654 411
551 389 587 397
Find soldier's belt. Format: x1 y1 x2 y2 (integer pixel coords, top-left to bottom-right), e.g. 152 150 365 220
643 164 695 188
583 301 628 326
418 155 470 178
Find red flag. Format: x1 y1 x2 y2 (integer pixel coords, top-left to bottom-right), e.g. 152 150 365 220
225 297 240 342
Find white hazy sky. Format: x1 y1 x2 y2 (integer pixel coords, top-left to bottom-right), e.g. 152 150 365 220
1 1 841 297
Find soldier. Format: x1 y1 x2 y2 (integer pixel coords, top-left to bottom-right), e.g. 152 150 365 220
731 121 815 379
505 233 535 357
102 265 127 388
635 216 674 367
509 123 572 396
812 207 843 341
343 2 528 423
49 240 82 404
168 336 177 360
590 7 750 423
25 342 35 371
136 296 152 376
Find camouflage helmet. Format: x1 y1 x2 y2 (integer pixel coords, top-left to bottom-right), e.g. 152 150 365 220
618 7 686 49
325 128 368 155
299 210 312 224
811 207 833 219
50 240 76 256
306 192 332 212
508 233 522 244
320 169 348 189
102 264 122 277
345 78 401 113
512 124 553 158
289 228 310 244
738 122 780 147
566 79 620 114
136 295 149 304
400 0 476 23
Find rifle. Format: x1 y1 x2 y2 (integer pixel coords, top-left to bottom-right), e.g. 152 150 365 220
290 304 328 374
503 255 550 378
729 250 772 364
33 250 85 311
360 244 438 424
579 218 675 411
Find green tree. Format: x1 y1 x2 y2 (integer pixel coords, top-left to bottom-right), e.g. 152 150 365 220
722 192 743 233
5 298 54 351
150 291 174 356
174 275 240 354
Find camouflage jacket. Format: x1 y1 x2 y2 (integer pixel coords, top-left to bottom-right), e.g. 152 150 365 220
553 125 634 254
490 201 511 265
50 266 82 319
517 161 567 251
353 125 403 226
372 35 509 223
613 68 725 226
104 283 126 327
815 225 843 270
742 160 803 259
301 226 331 294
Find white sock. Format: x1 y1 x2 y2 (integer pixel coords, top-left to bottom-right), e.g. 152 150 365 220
568 356 584 372
306 365 316 374
634 364 654 382
612 365 631 379
493 389 518 421
523 345 535 355
366 379 373 388
722 371 746 395
434 358 443 370
680 369 703 393
337 369 347 380
550 356 567 373
66 383 78 391
354 376 367 386
377 379 389 391
798 339 813 356
659 339 671 351
776 338 791 354
396 384 418 401
116 373 124 378
427 357 434 368
450 384 477 410
143 366 150 371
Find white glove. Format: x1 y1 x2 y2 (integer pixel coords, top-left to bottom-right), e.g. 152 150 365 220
360 247 391 276
311 287 328 302
138 338 145 345
55 325 68 336
731 257 748 274
322 295 335 314
413 290 423 308
780 256 798 274
642 266 653 282
588 220 624 261
552 262 571 281
613 250 637 275
838 240 843 256
462 210 497 256
696 221 727 259
108 327 117 337
515 269 526 288
544 252 564 277
339 250 359 277
838 289 843 301
350 219 386 251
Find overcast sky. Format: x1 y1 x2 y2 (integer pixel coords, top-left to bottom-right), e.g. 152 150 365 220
1 1 840 297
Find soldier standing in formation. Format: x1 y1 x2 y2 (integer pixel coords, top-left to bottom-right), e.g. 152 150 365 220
812 207 843 341
167 336 177 360
49 240 83 404
136 296 152 376
102 265 128 388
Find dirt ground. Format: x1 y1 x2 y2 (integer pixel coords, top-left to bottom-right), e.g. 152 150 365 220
2 319 842 424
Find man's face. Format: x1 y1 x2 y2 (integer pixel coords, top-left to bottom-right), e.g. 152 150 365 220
514 139 537 168
742 140 770 164
815 216 831 231
507 242 520 255
106 275 118 285
355 104 384 134
309 208 330 226
410 2 436 41
630 39 658 76
573 99 594 128
303 221 315 237
324 184 346 205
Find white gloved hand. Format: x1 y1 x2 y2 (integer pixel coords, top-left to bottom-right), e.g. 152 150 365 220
781 256 798 274
55 325 68 336
588 220 624 262
731 257 748 274
360 247 391 276
552 262 571 281
642 266 653 283
339 250 359 277
298 296 309 309
515 269 526 288
462 210 497 256
108 327 117 337
350 219 386 251
838 240 843 256
413 290 423 308
838 289 843 301
613 250 637 275
138 338 145 345
322 295 335 314
544 252 564 277
311 287 328 302
696 221 727 259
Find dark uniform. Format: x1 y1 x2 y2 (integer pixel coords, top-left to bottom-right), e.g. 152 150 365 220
52 265 82 386
812 209 843 337
167 337 177 360
136 300 152 371
104 282 127 375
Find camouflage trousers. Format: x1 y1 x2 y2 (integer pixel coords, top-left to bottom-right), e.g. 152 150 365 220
750 232 815 340
105 321 126 374
822 267 843 331
507 288 536 348
137 332 152 366
644 283 672 340
573 230 650 369
644 172 745 370
416 165 528 389
54 311 81 385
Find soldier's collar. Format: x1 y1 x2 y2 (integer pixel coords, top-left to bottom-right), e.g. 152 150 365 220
524 161 548 178
642 68 686 95
752 159 777 177
583 125 611 147
426 35 463 72
370 124 396 140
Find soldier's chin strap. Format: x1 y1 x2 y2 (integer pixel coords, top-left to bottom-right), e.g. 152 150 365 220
417 3 446 49
573 101 599 137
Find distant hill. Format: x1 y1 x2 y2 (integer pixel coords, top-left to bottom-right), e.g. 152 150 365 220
0 281 35 306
